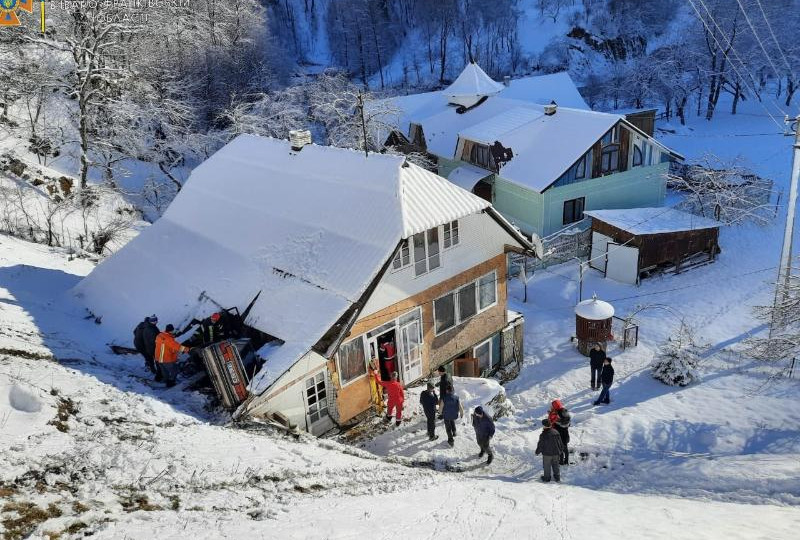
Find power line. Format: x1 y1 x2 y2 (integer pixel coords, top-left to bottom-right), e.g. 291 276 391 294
752 0 795 79
733 0 783 82
687 0 786 128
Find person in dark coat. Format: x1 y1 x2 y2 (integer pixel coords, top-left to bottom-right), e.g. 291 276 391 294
589 343 606 390
548 399 572 465
438 384 463 447
471 406 496 464
594 358 615 405
435 366 452 419
535 418 564 482
133 315 160 377
419 381 439 441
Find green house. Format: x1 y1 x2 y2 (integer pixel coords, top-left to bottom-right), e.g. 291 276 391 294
381 63 683 239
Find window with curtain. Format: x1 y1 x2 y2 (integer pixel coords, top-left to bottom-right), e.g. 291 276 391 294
337 337 366 385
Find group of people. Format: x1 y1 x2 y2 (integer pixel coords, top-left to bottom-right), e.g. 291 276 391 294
535 399 572 482
589 343 615 405
133 315 193 387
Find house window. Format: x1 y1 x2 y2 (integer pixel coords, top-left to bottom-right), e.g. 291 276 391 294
305 372 329 424
458 282 477 321
443 220 460 248
413 227 441 277
600 144 619 174
337 336 366 385
478 271 497 310
434 293 456 334
632 145 643 167
392 239 410 270
574 154 587 179
563 197 585 225
434 272 498 335
474 338 492 373
470 143 491 169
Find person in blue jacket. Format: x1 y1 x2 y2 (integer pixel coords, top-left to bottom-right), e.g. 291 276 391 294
471 406 496 464
438 384 463 447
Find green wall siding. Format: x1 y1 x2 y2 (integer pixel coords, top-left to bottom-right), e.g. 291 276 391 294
493 162 668 237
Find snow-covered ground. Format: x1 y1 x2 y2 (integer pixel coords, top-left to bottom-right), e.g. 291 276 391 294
2 97 800 538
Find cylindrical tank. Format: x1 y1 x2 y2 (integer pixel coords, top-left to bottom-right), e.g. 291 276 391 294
575 296 614 357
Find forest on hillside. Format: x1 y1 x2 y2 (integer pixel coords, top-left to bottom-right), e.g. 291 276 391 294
0 0 797 220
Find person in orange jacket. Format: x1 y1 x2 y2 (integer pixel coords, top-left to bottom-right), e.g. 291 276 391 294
376 370 404 426
154 324 191 387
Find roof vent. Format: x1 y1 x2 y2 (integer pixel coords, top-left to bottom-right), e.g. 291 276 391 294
289 129 312 151
503 75 511 87
544 102 557 116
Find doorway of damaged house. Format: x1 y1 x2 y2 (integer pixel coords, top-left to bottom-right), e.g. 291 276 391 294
365 308 423 385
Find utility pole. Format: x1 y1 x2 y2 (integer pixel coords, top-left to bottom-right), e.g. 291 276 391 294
770 114 800 338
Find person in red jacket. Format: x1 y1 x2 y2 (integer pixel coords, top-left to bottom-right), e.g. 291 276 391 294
376 370 404 426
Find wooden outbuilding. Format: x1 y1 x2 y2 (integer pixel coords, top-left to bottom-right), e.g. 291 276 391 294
585 207 721 285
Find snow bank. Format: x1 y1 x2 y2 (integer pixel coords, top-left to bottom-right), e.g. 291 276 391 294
8 383 42 413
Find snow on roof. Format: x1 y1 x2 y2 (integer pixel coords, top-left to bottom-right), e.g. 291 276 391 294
458 107 544 144
575 297 615 320
447 164 491 191
584 208 721 235
443 63 505 102
75 135 489 395
501 71 589 109
497 107 621 192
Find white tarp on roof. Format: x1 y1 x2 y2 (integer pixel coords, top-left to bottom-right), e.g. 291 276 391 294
501 72 589 109
443 63 505 101
447 165 491 192
75 135 489 394
584 208 721 235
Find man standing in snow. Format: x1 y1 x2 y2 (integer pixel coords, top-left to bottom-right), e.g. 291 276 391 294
376 371 404 426
133 315 160 378
548 400 571 465
438 384 463 447
419 381 439 440
155 324 191 388
594 358 615 405
471 406 495 464
589 343 606 390
535 418 564 483
434 366 452 419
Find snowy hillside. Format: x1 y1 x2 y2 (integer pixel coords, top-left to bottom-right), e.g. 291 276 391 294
2 97 800 537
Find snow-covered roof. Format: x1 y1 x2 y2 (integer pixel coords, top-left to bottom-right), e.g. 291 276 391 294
447 164 491 192
575 297 615 320
75 135 490 394
500 71 589 109
584 208 721 235
458 107 544 144
443 63 505 104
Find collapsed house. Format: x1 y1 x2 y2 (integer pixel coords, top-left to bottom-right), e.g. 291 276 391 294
75 135 535 434
376 63 684 238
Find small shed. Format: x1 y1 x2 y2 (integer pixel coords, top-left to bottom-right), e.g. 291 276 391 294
575 296 615 356
585 208 721 285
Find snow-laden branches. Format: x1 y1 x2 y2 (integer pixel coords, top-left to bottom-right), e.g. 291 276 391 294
668 155 776 226
652 323 706 386
748 259 800 361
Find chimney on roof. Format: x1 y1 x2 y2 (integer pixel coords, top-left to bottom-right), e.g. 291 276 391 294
503 75 511 87
289 129 312 151
544 101 557 116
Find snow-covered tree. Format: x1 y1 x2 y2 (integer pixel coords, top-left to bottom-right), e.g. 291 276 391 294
652 324 704 386
748 259 800 361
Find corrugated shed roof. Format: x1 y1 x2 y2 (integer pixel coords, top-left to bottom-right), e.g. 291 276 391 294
75 136 493 395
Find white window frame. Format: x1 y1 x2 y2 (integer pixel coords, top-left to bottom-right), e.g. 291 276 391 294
392 239 411 272
478 271 498 311
443 220 460 250
336 335 368 388
433 271 498 336
304 370 330 425
413 227 441 277
473 337 493 373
